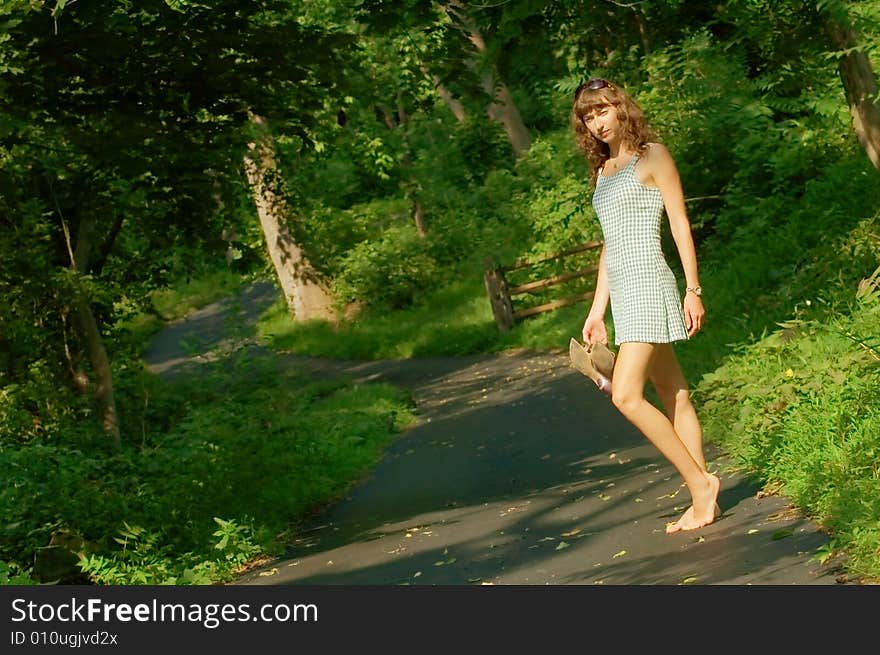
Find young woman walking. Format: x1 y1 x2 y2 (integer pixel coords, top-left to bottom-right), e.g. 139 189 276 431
572 78 720 533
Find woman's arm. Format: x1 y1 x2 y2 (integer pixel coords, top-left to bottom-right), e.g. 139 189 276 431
583 245 610 344
640 143 705 336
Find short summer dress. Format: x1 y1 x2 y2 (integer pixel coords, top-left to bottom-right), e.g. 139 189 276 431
591 154 688 346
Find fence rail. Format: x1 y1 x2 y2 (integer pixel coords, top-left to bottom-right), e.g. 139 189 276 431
484 239 603 332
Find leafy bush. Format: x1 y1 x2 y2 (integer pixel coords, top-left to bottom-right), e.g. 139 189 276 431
696 268 880 580
333 224 439 311
450 116 514 184
1 357 417 585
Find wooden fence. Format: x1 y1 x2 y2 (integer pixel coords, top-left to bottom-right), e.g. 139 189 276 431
483 239 603 332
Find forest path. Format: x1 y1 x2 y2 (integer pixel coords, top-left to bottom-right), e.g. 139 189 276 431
144 281 843 585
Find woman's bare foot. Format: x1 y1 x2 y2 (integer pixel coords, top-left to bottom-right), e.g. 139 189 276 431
665 473 721 534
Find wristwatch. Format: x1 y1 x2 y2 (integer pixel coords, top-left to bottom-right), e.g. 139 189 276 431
686 286 702 297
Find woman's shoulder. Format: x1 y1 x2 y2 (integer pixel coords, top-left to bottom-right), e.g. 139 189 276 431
639 142 677 170
641 142 672 159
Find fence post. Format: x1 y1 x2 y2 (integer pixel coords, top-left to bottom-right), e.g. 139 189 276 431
483 258 515 332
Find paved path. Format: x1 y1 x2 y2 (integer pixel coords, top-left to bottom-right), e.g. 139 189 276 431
145 282 845 585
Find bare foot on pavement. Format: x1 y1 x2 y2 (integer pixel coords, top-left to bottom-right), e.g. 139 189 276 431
666 473 721 534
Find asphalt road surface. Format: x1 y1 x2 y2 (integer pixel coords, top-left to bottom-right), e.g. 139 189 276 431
144 282 845 586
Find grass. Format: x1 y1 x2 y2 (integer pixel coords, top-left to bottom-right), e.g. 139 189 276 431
112 268 254 358
695 275 880 581
149 268 248 322
2 270 421 585
1 354 417 585
259 266 503 359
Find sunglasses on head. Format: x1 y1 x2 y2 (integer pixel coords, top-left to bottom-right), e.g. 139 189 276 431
574 78 612 100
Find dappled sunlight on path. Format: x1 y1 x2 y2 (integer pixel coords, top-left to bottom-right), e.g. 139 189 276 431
144 282 844 586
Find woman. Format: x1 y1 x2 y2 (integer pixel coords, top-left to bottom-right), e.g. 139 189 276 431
572 77 720 533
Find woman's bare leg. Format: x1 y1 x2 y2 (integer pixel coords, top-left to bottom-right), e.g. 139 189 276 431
649 344 706 472
611 342 720 533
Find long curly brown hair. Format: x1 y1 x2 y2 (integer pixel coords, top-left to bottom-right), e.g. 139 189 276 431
571 80 656 184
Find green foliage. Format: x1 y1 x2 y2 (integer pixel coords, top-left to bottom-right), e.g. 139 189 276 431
0 0 358 438
260 269 499 359
78 518 259 585
148 269 249 323
333 223 439 312
4 0 880 585
0 561 37 585
452 117 515 184
1 357 417 584
301 197 410 277
696 270 880 579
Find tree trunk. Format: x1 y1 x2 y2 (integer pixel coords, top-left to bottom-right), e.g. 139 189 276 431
412 196 427 238
243 115 336 321
421 65 467 122
90 213 124 276
826 18 880 171
483 76 532 155
377 101 428 238
61 210 121 450
72 294 121 450
634 8 651 55
434 76 467 122
444 0 532 155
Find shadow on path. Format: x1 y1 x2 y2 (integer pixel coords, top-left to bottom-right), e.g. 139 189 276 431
144 282 845 586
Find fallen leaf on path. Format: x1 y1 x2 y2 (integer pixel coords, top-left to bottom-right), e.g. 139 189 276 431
258 568 278 577
561 529 581 537
612 550 627 558
556 541 570 551
748 529 759 535
681 576 698 585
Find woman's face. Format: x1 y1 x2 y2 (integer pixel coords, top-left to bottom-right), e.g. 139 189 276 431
583 103 621 144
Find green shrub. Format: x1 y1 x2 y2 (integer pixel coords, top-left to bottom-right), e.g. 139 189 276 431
333 224 439 311
696 269 880 580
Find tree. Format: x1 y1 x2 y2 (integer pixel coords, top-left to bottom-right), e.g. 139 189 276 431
244 115 335 319
358 0 534 156
442 0 532 155
0 0 354 443
821 1 880 171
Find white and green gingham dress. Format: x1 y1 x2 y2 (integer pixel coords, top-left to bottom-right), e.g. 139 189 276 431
592 154 688 346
